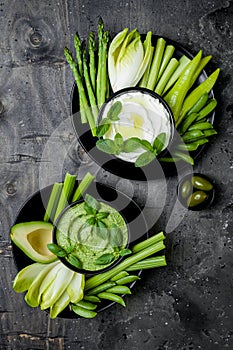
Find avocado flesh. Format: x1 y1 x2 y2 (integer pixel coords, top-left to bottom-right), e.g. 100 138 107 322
10 221 57 263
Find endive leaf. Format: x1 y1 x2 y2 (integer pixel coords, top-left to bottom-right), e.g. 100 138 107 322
13 263 44 293
67 273 85 303
40 265 74 310
37 262 63 303
50 290 71 319
24 261 59 307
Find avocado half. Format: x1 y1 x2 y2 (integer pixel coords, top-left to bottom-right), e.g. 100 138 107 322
10 221 57 263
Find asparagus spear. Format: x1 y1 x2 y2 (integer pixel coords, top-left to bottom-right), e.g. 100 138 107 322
96 17 104 108
88 31 96 93
82 49 99 122
64 48 96 135
74 34 86 123
99 30 109 107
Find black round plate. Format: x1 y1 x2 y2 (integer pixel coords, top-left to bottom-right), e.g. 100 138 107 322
71 35 215 180
11 181 148 318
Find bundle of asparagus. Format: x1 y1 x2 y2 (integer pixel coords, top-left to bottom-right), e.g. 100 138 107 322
64 18 109 136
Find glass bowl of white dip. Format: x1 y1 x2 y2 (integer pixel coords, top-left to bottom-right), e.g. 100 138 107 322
97 87 174 165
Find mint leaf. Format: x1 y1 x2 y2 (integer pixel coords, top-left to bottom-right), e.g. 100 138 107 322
135 151 156 167
107 101 122 121
123 137 142 153
114 133 124 148
95 253 115 265
139 139 153 151
47 243 67 257
96 139 117 154
85 194 100 211
153 133 166 154
96 122 111 137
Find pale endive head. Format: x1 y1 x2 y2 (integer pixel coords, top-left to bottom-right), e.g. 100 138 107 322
108 29 152 92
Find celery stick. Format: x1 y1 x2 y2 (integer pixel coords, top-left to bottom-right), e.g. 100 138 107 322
139 46 154 88
54 173 77 221
155 58 179 95
147 37 166 90
85 240 165 291
132 231 165 253
162 55 190 95
157 45 175 81
72 172 95 202
126 255 166 271
44 183 63 222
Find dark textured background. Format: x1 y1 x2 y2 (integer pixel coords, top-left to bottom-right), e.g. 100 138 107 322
0 0 232 349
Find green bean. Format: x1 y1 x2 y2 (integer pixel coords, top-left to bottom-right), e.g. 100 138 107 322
203 129 217 137
182 129 205 143
177 138 209 151
71 304 97 318
165 50 202 122
97 292 126 307
190 55 212 87
178 112 199 134
173 151 194 165
187 92 209 116
110 271 129 282
106 285 132 295
87 281 116 295
75 300 97 310
196 98 217 121
83 295 101 303
116 275 140 285
180 68 220 119
188 121 213 131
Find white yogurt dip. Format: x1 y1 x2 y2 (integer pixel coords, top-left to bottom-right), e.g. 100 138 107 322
101 90 172 163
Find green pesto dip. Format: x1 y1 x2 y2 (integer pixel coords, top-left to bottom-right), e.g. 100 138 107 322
56 201 128 271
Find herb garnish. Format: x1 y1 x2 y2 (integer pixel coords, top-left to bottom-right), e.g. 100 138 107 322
96 101 122 137
96 132 167 167
47 243 82 269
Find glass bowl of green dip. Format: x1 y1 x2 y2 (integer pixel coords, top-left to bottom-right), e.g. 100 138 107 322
52 183 148 275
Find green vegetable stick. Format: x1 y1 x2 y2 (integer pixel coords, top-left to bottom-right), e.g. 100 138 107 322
179 68 220 120
96 17 104 108
126 255 167 271
157 45 175 81
132 231 165 253
74 34 87 123
99 30 109 107
85 240 165 291
139 46 154 88
64 48 96 135
43 182 63 222
162 55 191 95
54 173 77 222
147 37 166 90
88 31 96 93
190 55 212 87
72 172 95 202
155 58 179 95
165 50 202 122
82 49 99 122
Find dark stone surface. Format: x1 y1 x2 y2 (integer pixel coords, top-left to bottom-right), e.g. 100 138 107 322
0 0 232 349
